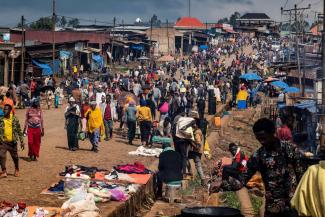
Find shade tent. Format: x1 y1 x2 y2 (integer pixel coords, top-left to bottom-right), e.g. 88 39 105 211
32 60 53 76
294 100 317 113
284 86 300 93
240 72 262 81
271 80 289 89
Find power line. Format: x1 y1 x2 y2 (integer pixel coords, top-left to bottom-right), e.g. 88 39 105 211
56 14 114 25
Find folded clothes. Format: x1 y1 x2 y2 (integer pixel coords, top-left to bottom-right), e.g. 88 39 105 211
60 165 107 177
105 170 151 184
48 180 64 193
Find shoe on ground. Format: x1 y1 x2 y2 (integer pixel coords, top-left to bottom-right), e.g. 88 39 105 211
93 149 99 153
0 171 7 178
14 170 19 177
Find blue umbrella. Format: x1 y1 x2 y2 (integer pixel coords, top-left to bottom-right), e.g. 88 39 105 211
271 80 289 89
240 73 262 81
284 86 300 93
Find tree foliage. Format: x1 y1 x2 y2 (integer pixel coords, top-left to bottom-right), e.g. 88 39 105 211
149 14 161 27
68 18 80 27
29 17 52 30
217 12 240 26
60 16 67 27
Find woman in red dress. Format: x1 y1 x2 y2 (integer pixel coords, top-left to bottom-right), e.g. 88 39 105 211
24 98 44 161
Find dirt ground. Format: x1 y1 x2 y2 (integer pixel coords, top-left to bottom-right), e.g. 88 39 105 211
0 104 157 209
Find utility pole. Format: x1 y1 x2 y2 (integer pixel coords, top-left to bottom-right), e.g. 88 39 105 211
150 18 153 58
189 0 191 17
281 4 311 96
321 0 325 152
166 19 169 54
111 17 116 65
52 0 56 74
20 15 25 82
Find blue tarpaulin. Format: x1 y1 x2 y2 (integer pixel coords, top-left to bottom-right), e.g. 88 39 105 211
131 44 144 51
59 51 72 59
271 80 289 89
284 86 300 93
32 60 53 76
199 45 208 50
91 53 104 71
32 59 60 76
240 72 262 81
294 100 317 113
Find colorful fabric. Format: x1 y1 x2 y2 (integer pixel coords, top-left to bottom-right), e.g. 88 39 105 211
236 90 248 102
291 161 325 217
25 108 43 129
114 162 152 174
3 114 13 142
243 141 304 214
85 107 104 134
137 106 152 122
277 125 293 141
0 114 23 144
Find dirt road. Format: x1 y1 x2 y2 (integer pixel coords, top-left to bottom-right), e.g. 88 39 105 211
0 105 157 207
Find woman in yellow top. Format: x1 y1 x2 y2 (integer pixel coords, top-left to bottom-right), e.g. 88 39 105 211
85 100 104 152
236 86 249 110
137 99 152 147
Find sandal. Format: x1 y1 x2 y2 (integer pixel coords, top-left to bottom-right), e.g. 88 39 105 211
14 170 19 177
0 171 7 178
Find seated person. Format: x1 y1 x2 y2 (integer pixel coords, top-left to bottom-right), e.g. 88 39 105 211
158 117 171 137
156 143 182 197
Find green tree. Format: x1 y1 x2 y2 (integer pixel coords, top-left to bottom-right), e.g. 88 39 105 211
229 12 241 27
68 18 80 27
60 16 67 27
150 14 161 27
217 17 229 24
29 17 52 30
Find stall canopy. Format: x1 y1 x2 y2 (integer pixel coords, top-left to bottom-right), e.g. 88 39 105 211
284 86 300 93
131 44 144 51
91 53 104 71
294 100 316 113
271 80 289 89
199 45 208 50
32 60 53 76
59 51 72 59
240 72 262 81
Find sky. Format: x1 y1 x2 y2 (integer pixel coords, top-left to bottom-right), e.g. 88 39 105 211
0 0 322 27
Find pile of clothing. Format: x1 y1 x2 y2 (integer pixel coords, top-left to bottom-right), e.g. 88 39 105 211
128 146 162 157
0 201 28 217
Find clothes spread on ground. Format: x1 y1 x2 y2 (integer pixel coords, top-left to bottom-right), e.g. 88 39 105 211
0 201 28 217
114 162 152 174
128 146 162 157
59 165 107 177
291 161 325 217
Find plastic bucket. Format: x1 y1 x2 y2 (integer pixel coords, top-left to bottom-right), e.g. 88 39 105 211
181 207 243 217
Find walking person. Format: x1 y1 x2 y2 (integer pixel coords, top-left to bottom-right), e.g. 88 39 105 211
0 104 25 178
85 100 104 152
125 100 137 145
65 97 81 151
24 98 44 161
103 95 117 141
137 99 152 147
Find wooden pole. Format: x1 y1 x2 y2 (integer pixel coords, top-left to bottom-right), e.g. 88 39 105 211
52 0 56 74
20 15 25 82
11 57 14 82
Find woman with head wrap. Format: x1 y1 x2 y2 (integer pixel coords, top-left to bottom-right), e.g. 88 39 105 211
137 99 152 146
23 98 44 161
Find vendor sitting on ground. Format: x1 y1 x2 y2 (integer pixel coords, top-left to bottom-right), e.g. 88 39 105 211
156 143 182 198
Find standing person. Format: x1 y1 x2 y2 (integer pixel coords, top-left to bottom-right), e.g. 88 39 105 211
103 95 116 141
188 116 206 185
137 99 152 147
197 96 206 118
65 97 81 151
146 93 156 121
23 98 44 161
243 118 303 217
125 101 137 145
85 100 104 152
0 104 25 178
236 86 249 110
81 97 90 134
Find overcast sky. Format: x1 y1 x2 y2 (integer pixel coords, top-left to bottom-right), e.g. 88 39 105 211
0 0 322 27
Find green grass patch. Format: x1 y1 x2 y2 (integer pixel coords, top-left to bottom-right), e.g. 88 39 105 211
221 191 263 214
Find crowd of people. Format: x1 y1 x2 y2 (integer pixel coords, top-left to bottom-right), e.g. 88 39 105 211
0 35 324 217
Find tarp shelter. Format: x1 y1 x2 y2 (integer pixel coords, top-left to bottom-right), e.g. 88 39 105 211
131 44 144 51
294 100 317 113
271 80 289 89
284 86 300 94
91 53 104 71
199 45 208 50
240 72 262 81
59 51 72 59
32 60 53 76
